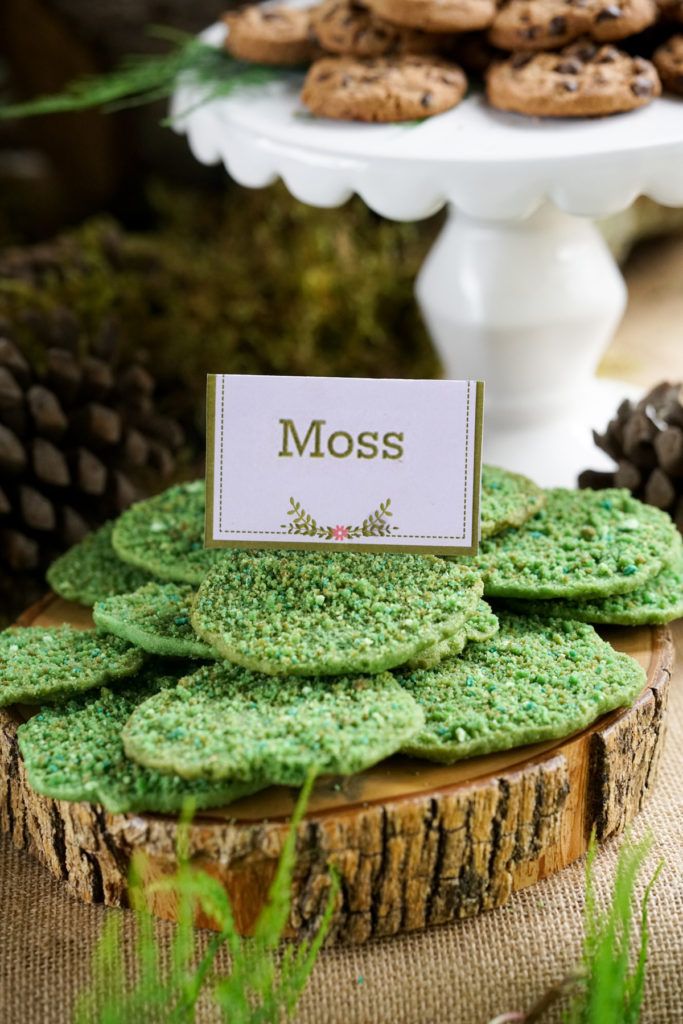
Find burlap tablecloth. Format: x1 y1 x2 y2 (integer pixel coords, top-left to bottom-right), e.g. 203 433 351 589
1 620 681 1024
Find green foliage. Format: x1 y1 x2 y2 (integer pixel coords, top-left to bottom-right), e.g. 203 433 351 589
564 833 662 1024
73 772 338 1024
283 496 396 539
0 182 437 447
0 29 280 121
139 181 438 419
487 834 662 1024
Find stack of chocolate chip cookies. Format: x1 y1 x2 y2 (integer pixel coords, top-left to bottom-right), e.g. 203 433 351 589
223 0 683 120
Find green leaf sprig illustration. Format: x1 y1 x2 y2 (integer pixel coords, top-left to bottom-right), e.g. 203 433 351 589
284 498 322 538
282 498 398 540
362 499 394 537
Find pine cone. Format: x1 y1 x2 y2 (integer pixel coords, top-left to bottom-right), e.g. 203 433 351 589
0 234 186 619
579 382 683 533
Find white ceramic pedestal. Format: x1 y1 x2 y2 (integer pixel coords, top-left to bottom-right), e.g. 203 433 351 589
171 23 683 485
416 204 630 476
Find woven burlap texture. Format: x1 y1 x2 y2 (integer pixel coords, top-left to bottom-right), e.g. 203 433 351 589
1 623 682 1024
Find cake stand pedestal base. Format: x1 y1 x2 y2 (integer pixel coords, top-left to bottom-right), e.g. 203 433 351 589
478 378 639 486
416 204 632 485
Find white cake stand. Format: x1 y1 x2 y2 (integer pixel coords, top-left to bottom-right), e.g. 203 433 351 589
170 23 683 485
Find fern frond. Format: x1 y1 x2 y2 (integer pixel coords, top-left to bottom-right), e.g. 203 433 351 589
0 30 280 121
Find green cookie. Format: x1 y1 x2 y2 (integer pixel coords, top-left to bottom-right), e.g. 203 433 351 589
480 465 546 539
0 626 146 706
47 521 154 606
94 582 214 659
400 613 646 764
404 600 499 670
112 480 224 585
123 662 424 785
18 667 260 814
501 556 683 626
475 488 681 600
191 549 484 676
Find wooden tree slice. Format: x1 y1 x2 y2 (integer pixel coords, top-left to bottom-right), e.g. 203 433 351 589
0 595 674 944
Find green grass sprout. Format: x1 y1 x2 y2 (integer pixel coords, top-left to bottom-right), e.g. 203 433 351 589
487 832 662 1024
73 771 338 1023
566 832 663 1024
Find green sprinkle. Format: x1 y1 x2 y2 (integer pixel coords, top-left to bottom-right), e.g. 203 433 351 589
47 521 153 606
17 665 261 814
93 582 215 659
403 601 498 670
112 480 225 584
480 465 546 539
503 555 683 626
472 488 681 600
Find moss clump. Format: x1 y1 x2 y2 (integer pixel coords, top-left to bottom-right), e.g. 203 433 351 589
0 181 439 445
0 181 437 621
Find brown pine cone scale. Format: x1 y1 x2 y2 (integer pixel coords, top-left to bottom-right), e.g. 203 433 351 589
0 329 184 619
580 381 683 534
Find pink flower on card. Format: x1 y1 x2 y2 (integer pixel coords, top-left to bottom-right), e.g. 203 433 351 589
332 525 350 541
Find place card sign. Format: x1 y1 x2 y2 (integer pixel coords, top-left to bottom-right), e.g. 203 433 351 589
206 374 484 554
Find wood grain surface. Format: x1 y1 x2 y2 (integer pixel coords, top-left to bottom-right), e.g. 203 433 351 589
0 595 673 944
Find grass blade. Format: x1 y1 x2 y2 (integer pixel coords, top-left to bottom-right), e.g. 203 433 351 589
73 778 335 1024
564 833 660 1024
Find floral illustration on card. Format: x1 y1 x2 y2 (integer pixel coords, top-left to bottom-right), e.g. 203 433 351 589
282 498 398 540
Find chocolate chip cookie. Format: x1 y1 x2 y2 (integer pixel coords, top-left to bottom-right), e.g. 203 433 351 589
301 54 467 120
490 0 658 52
487 40 661 115
654 34 683 91
312 0 448 56
224 4 319 66
367 0 496 34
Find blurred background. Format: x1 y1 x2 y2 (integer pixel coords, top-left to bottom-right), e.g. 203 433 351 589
1 0 683 621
